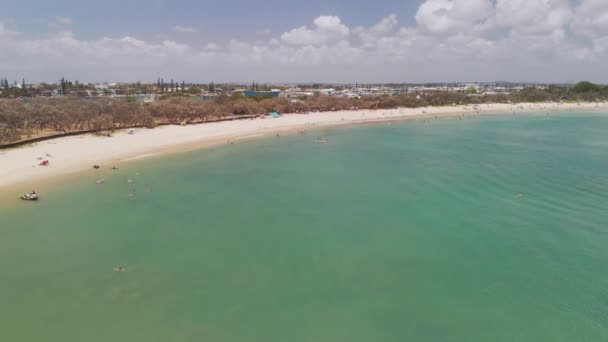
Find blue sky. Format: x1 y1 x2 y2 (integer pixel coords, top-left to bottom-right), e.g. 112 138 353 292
4 0 420 41
0 0 606 83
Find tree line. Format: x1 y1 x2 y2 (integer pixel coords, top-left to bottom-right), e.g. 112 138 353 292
1 82 608 143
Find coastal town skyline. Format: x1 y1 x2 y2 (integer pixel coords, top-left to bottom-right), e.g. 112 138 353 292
1 0 607 83
0 75 575 99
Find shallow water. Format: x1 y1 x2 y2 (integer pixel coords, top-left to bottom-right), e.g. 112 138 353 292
2 112 608 341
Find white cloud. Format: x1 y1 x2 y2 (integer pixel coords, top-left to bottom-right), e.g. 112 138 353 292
355 14 398 48
173 25 197 33
281 16 349 45
369 14 398 36
415 0 494 34
495 0 572 35
56 17 72 25
572 0 608 39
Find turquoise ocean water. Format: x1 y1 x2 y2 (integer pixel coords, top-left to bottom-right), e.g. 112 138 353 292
1 112 608 341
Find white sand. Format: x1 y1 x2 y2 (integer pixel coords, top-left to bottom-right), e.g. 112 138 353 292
1 101 606 190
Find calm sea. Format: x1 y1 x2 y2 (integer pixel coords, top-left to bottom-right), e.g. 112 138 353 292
1 112 608 341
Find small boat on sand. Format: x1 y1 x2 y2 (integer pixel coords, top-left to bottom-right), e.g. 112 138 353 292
20 193 39 201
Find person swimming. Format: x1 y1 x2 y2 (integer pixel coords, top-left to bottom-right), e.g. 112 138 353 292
113 266 126 272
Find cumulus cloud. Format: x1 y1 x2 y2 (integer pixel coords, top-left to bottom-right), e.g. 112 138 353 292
281 16 349 45
173 25 197 33
355 14 399 48
1 1 608 83
415 0 494 34
572 0 608 38
495 0 572 36
368 14 398 36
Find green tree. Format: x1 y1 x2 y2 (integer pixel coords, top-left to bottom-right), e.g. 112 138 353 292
60 77 67 95
465 87 477 94
572 81 600 93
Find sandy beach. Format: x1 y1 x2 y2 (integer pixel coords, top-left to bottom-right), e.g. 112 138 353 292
1 101 607 191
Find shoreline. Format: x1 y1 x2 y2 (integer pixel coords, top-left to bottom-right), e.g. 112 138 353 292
1 102 607 196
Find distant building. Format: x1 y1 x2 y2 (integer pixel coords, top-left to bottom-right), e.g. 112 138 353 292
199 93 219 101
318 88 335 96
243 90 280 98
282 88 314 98
40 89 63 97
135 94 157 103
